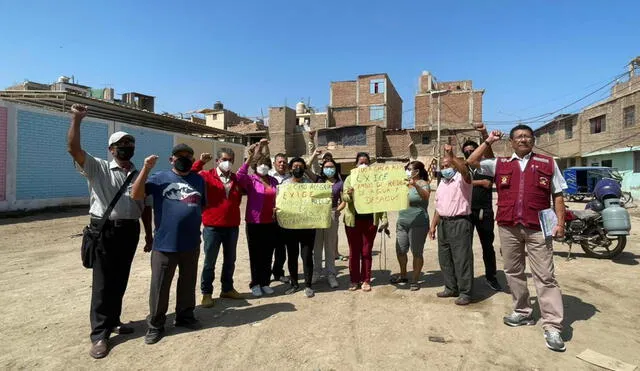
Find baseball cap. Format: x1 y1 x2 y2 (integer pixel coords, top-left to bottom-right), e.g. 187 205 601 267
172 143 194 156
108 131 135 146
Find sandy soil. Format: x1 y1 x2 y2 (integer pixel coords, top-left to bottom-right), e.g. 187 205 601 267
1 198 639 370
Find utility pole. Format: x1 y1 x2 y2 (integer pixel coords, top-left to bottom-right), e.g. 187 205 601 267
429 89 449 168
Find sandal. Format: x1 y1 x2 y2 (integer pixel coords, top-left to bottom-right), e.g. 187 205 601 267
362 282 372 292
389 275 409 284
410 283 420 291
348 283 359 291
340 255 349 261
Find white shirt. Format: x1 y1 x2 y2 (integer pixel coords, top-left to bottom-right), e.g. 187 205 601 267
478 152 568 194
269 169 291 184
216 167 233 198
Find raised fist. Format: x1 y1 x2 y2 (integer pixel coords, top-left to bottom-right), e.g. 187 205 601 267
71 104 88 119
144 155 159 170
200 153 213 163
487 130 504 144
443 144 453 154
473 122 487 132
259 138 269 146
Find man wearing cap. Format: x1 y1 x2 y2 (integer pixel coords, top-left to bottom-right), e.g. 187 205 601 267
131 143 206 345
67 104 153 359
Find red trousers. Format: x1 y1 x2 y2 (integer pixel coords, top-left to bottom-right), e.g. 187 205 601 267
345 219 378 284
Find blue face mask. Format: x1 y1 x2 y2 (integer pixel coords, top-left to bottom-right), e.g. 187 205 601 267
323 167 336 177
441 167 456 179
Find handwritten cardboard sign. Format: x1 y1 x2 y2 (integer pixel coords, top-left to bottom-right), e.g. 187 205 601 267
276 183 332 229
351 164 408 214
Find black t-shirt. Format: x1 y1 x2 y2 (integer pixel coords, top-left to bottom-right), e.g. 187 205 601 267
471 169 493 210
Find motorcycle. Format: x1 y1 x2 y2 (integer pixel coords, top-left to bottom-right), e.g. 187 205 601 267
556 178 631 259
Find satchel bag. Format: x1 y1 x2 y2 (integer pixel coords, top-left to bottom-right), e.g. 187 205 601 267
81 170 137 268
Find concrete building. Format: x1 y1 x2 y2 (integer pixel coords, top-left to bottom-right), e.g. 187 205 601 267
328 73 403 129
0 90 245 211
533 57 640 199
198 101 252 130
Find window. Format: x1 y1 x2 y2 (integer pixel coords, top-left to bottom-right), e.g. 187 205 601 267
565 121 573 139
634 151 640 173
370 79 385 94
624 106 635 127
421 134 430 144
369 105 384 121
210 114 218 120
317 127 367 146
590 115 606 134
602 159 613 167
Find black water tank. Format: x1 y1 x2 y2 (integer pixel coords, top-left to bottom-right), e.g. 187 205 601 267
214 101 223 110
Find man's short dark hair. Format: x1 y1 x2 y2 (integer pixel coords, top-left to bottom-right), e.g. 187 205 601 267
288 157 306 169
509 124 534 139
274 153 287 161
462 140 479 150
355 152 370 164
217 147 235 159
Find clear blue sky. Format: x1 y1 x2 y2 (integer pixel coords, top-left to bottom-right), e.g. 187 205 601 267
0 1 637 129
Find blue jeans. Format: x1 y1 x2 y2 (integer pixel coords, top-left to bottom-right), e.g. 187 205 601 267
200 226 239 294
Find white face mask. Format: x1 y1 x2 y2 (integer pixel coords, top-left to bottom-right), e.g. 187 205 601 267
218 160 231 172
256 164 269 176
357 163 368 169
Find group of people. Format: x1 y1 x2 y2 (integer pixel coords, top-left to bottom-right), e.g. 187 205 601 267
68 103 569 359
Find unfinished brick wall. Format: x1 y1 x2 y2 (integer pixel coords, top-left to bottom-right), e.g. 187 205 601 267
330 81 357 107
268 106 296 155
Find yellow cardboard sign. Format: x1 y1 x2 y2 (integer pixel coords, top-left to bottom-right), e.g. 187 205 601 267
352 164 408 213
276 183 332 229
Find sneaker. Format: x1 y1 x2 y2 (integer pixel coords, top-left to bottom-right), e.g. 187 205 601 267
311 272 321 284
328 275 339 289
251 285 263 297
503 312 535 327
144 327 164 345
174 317 201 330
261 286 274 295
455 296 471 306
304 287 315 298
486 278 502 291
285 285 300 295
220 289 243 299
201 294 215 308
436 290 458 298
544 330 566 352
278 276 290 284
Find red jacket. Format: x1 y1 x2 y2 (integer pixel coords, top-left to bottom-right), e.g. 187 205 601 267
192 160 242 227
495 153 554 230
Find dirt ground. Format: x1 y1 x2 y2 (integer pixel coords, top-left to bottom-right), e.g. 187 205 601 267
1 196 639 371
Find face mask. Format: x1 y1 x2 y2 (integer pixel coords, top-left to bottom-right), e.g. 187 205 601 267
357 163 368 169
406 169 414 178
174 157 193 173
292 167 305 179
463 151 473 159
323 167 336 177
218 160 231 172
115 147 134 161
441 167 456 179
256 164 269 176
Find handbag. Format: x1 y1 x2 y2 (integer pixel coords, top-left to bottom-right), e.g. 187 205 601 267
81 170 138 268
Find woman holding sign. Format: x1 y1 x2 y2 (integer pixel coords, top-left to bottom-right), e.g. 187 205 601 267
312 158 344 289
236 140 279 298
280 157 317 298
390 161 431 291
341 152 389 292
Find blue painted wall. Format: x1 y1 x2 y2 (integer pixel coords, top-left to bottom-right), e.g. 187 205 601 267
16 110 109 200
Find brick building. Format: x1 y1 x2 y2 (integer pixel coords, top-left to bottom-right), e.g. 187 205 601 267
533 57 640 199
328 73 403 129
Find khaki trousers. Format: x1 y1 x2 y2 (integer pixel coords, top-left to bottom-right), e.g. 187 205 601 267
498 225 564 331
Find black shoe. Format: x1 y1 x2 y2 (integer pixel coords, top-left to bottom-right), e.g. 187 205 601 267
285 285 300 295
436 290 459 298
112 324 134 335
455 296 472 306
174 317 201 330
89 339 109 359
486 278 502 291
144 327 164 345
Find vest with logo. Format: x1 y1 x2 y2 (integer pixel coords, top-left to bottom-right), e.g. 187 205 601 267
495 153 554 230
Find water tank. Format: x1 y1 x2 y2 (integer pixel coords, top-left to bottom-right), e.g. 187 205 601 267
601 199 631 235
213 101 224 110
58 76 70 83
296 101 306 114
